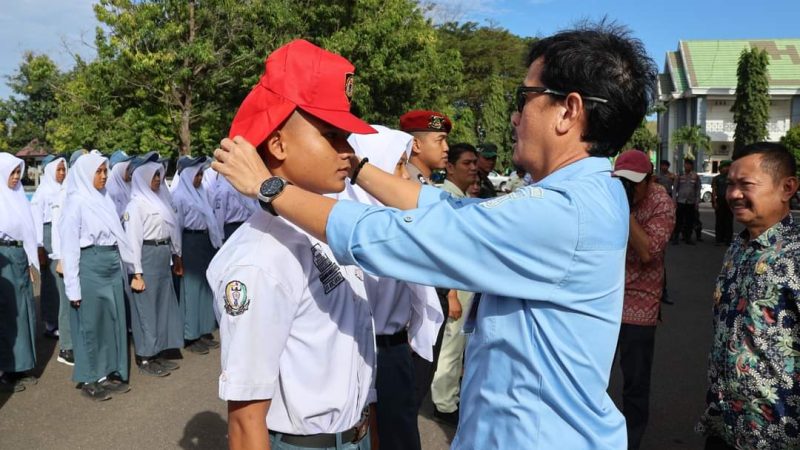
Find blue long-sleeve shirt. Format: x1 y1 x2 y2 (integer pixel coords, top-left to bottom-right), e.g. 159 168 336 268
326 156 629 449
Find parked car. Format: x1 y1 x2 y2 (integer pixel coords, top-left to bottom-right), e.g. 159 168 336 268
488 171 510 192
698 173 713 203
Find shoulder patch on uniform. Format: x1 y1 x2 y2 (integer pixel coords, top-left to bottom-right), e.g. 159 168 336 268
311 244 344 294
479 186 544 209
123 212 130 222
224 280 251 316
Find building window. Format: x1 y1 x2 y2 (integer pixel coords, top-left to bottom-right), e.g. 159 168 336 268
714 100 727 106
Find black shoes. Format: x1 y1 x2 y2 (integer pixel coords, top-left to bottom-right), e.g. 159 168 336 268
100 377 131 394
0 373 25 393
43 326 60 340
186 339 209 355
57 349 75 366
433 408 460 428
137 359 171 377
200 335 220 349
81 382 112 402
155 358 180 371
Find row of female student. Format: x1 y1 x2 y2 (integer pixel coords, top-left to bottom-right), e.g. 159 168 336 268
0 150 225 400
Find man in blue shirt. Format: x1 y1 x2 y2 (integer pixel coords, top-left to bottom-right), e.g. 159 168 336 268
213 22 657 449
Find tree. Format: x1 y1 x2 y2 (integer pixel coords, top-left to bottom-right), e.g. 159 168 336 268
781 125 800 174
4 52 62 149
625 120 659 152
672 125 710 161
731 47 770 152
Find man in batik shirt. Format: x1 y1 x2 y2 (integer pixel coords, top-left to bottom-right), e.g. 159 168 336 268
698 142 800 450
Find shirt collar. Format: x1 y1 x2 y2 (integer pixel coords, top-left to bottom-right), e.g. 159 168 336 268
746 214 794 248
534 156 611 186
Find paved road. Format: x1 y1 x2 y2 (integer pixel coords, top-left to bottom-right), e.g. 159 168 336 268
0 205 743 449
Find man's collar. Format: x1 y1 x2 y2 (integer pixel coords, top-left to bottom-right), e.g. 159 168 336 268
443 179 467 197
535 156 611 186
746 213 794 248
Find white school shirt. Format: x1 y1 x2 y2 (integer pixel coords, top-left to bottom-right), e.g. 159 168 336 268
212 176 256 227
208 211 376 435
48 190 67 259
123 197 182 274
60 197 125 301
30 183 65 245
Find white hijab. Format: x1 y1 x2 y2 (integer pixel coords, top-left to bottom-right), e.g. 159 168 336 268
31 157 66 204
64 153 136 265
340 126 443 360
172 163 224 248
130 161 180 245
0 153 39 270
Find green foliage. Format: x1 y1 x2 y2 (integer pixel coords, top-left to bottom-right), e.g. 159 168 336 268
4 52 62 150
625 120 659 152
672 125 710 160
731 48 770 152
780 125 800 173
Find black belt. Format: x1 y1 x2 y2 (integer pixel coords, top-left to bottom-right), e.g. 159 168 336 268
82 244 118 250
143 238 171 246
183 229 208 234
269 413 369 448
226 221 244 227
0 240 23 247
376 329 408 348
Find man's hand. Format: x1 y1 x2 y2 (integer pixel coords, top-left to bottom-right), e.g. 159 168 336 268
172 255 184 277
55 260 63 275
29 266 37 283
213 136 271 199
70 300 81 309
38 247 48 268
447 290 462 320
369 403 379 450
131 274 146 292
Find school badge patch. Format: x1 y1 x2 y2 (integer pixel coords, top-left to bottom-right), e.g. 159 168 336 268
344 73 354 102
122 212 130 222
224 280 250 316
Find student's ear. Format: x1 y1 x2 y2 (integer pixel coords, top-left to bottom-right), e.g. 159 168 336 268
264 130 288 162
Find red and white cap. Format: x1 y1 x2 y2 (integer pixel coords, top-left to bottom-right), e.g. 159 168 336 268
612 150 653 183
229 39 376 147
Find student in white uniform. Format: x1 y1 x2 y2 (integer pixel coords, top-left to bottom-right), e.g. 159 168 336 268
206 39 376 450
124 159 184 377
106 150 136 218
336 126 444 450
212 174 257 240
172 155 223 354
60 152 135 401
30 154 67 340
0 153 40 393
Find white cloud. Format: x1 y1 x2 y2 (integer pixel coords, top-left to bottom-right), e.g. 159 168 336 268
0 0 99 98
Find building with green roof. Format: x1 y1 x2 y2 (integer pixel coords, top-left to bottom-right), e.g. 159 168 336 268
657 39 800 173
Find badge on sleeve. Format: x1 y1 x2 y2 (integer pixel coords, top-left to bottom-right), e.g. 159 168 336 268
224 280 251 316
123 212 130 222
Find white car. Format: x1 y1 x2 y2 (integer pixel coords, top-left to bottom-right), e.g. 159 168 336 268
698 173 713 203
487 171 510 192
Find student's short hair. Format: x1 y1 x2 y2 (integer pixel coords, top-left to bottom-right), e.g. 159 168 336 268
526 20 657 158
660 160 670 167
447 143 478 165
732 142 797 182
683 158 694 167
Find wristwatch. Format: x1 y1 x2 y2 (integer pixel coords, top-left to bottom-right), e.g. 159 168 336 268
256 176 291 215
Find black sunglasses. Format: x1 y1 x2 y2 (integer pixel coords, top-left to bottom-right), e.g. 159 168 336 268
515 86 609 113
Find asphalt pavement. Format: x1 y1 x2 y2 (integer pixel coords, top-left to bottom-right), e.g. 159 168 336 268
0 204 742 449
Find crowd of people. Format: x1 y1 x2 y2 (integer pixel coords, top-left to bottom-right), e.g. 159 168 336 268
0 147 260 400
2 20 799 450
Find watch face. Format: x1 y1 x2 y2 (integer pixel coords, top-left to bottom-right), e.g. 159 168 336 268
260 177 285 198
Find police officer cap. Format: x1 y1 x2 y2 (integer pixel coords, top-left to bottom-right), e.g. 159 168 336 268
128 151 161 174
176 155 208 173
109 149 135 168
399 110 452 133
477 143 498 158
42 153 66 167
69 149 91 166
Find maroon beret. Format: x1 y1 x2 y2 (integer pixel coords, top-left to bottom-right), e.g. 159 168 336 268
399 110 452 133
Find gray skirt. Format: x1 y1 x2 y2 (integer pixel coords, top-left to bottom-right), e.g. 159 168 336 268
41 223 66 326
180 231 217 340
130 243 183 358
0 246 36 373
70 245 128 383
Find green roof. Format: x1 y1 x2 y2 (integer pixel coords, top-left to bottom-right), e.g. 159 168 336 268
662 39 800 93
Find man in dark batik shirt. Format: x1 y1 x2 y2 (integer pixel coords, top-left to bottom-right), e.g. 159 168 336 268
697 142 800 450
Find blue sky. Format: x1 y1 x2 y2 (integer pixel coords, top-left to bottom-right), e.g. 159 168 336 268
1 0 799 100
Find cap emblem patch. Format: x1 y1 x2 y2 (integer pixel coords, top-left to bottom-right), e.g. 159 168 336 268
428 115 445 130
344 73 355 102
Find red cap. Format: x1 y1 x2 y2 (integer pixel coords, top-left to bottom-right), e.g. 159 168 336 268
229 39 376 147
613 150 653 183
399 110 452 133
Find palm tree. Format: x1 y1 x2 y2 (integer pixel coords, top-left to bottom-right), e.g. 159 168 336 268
672 125 711 161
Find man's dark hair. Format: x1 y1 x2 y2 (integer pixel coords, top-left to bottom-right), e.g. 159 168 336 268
526 20 657 158
683 158 694 167
660 160 670 167
448 143 478 165
732 141 797 182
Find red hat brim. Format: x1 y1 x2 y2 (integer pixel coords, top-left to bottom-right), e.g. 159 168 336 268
299 105 377 135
